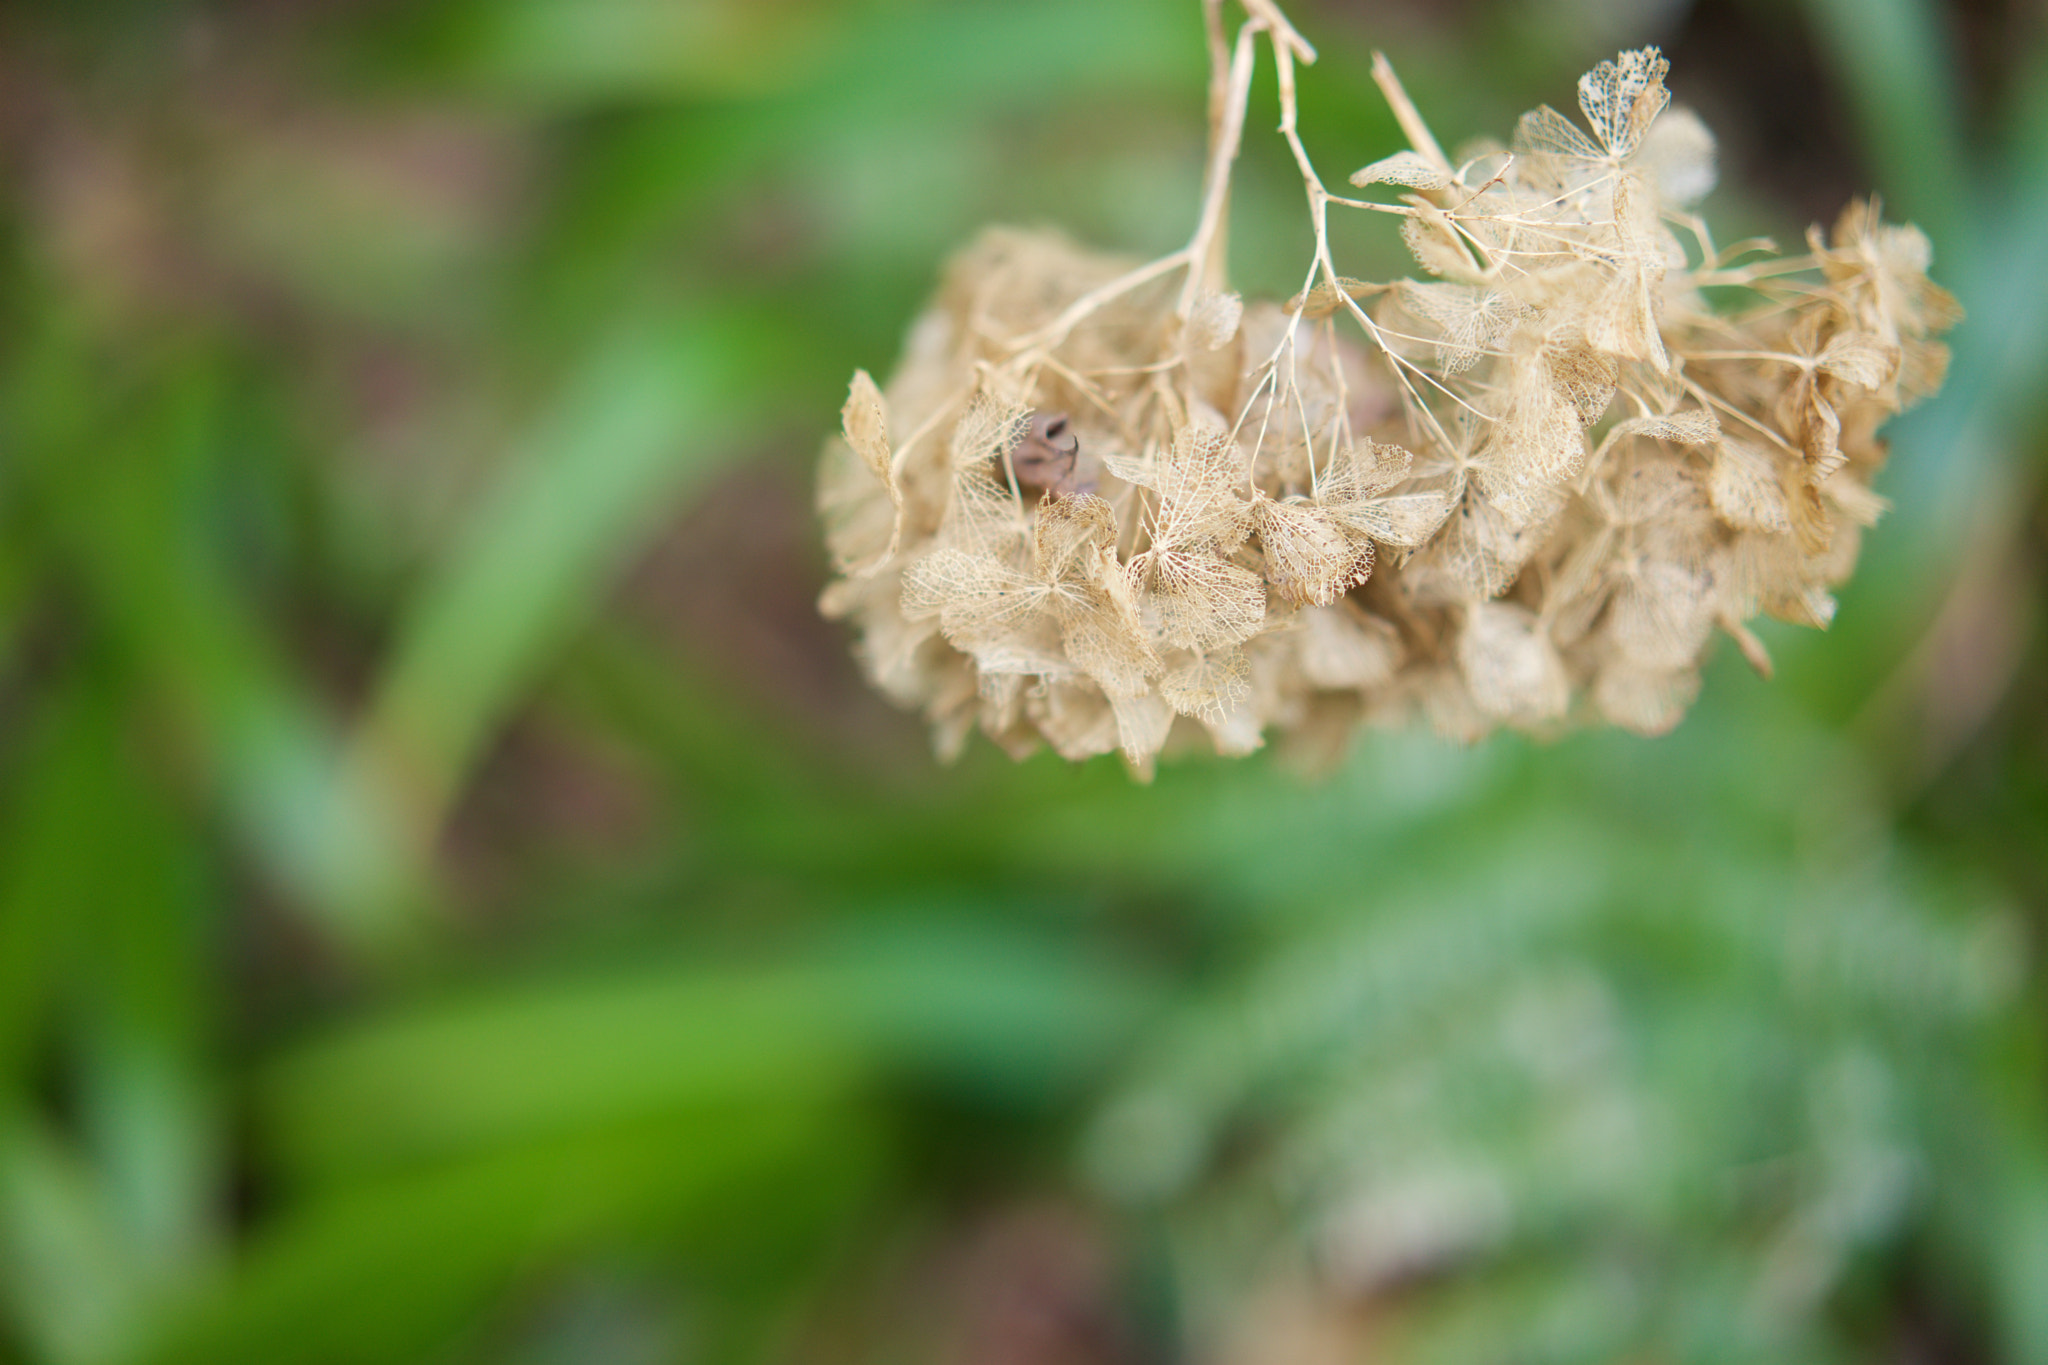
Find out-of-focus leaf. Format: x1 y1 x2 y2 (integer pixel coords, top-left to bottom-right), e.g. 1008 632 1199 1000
0 1113 143 1365
1802 0 1969 236
348 316 749 895
141 1105 871 1365
0 319 419 951
0 688 108 1086
364 0 1196 108
264 922 1162 1180
0 680 222 1357
368 0 847 102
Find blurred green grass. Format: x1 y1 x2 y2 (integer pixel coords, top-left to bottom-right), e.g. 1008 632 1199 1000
0 0 2044 1362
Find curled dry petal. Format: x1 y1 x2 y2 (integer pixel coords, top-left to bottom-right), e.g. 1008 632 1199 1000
1400 206 1482 282
1288 276 1382 319
1603 408 1720 448
840 370 902 561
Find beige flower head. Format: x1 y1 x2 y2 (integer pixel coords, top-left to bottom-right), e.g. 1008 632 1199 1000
818 15 1955 777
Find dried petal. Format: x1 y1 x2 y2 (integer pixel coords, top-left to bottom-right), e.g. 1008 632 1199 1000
1188 291 1245 350
842 370 895 492
1296 604 1403 690
1033 492 1118 582
950 387 1032 473
1252 497 1375 605
1632 105 1716 204
1152 421 1250 551
1607 559 1714 670
1459 602 1570 724
1161 649 1253 725
1605 408 1720 448
1594 662 1699 736
1350 150 1452 190
1289 277 1382 319
1709 439 1794 534
1817 332 1902 390
1112 691 1175 776
1396 281 1528 373
1577 47 1671 159
1138 547 1269 651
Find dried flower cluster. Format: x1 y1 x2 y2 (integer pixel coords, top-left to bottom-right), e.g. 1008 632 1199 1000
818 3 1956 775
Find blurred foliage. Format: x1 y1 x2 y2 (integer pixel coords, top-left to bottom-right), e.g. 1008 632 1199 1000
0 0 2044 1363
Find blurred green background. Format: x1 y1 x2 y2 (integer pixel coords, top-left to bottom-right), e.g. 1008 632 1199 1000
0 0 2043 1361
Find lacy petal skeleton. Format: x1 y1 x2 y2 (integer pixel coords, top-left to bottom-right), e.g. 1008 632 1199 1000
818 2 1957 776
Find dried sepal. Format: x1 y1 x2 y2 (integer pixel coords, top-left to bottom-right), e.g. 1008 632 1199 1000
1594 661 1699 736
1546 337 1621 426
1606 558 1715 671
1601 408 1721 450
1478 363 1589 516
1035 681 1121 762
1584 176 1670 373
1816 332 1902 390
1512 103 1605 177
1033 491 1118 582
1816 200 1964 345
1057 575 1156 699
1823 473 1889 528
1409 487 1545 603
941 462 1027 555
1102 450 1159 489
950 387 1033 473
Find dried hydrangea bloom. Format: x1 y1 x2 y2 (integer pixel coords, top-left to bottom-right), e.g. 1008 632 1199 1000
818 10 1956 776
